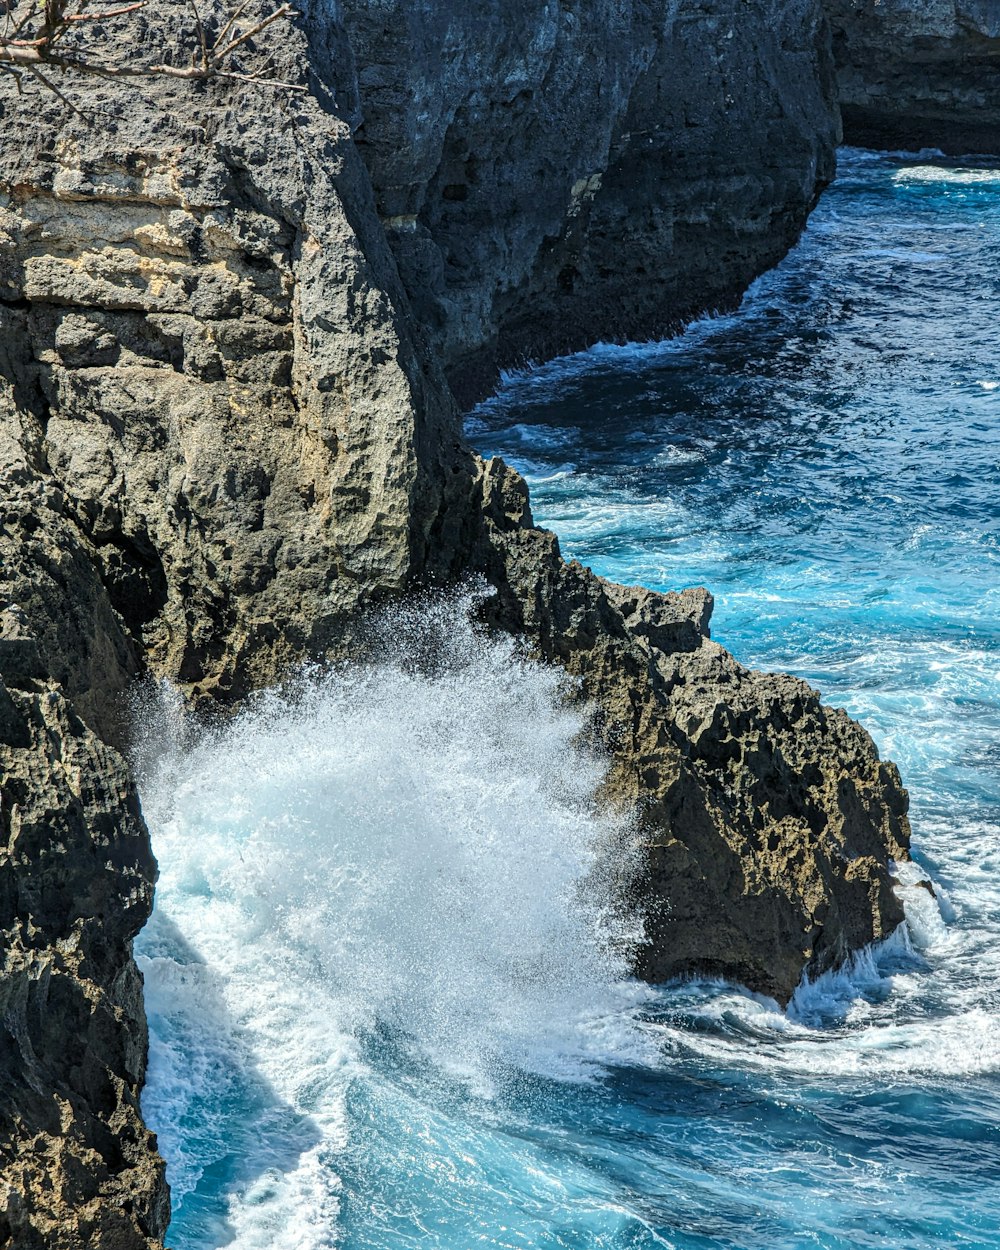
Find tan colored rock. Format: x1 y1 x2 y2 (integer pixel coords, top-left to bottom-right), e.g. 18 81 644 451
0 0 909 1242
0 133 452 708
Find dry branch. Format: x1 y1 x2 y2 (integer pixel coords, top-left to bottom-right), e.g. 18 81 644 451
0 0 304 94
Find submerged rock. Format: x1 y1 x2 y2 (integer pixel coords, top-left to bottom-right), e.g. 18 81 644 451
0 0 908 1240
825 0 1000 154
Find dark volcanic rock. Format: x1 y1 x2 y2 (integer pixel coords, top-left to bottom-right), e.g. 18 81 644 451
471 459 909 1003
0 614 166 1249
340 0 840 404
826 0 1000 153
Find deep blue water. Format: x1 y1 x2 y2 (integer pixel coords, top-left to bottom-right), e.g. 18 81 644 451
139 149 1000 1248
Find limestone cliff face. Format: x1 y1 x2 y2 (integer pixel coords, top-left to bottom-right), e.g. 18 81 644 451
0 1 908 1243
825 0 1000 153
0 65 459 714
0 616 166 1249
338 0 840 403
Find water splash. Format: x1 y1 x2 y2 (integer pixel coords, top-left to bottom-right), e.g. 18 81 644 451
139 148 1000 1250
136 594 652 1246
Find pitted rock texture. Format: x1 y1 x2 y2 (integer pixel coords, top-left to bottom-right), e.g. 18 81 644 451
339 0 840 404
0 615 166 1250
0 0 908 1242
826 0 1000 153
471 459 910 1003
0 107 459 711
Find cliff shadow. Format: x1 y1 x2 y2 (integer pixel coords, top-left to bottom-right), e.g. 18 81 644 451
136 912 327 1248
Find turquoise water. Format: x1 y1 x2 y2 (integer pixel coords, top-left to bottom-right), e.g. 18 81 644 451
139 149 1000 1247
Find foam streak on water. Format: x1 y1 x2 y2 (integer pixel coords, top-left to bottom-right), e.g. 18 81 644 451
141 148 1000 1248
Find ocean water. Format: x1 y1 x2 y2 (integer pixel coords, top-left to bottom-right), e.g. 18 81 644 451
138 148 1000 1248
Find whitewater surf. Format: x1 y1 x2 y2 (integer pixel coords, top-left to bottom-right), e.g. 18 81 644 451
139 149 1000 1250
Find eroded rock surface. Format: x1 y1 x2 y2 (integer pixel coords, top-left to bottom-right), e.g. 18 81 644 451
0 0 909 1242
826 0 1000 153
0 75 460 710
472 460 909 1003
0 614 166 1250
340 0 840 403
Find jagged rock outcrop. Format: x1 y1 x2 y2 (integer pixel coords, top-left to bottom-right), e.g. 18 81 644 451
0 614 166 1250
826 0 1000 153
339 0 840 404
472 460 909 1001
0 0 908 1242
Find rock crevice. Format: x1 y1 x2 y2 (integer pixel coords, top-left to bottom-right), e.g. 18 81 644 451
0 2 910 1244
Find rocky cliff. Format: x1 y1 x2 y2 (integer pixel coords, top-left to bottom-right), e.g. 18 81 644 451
0 613 166 1250
825 0 1000 153
339 0 840 404
0 1 909 1243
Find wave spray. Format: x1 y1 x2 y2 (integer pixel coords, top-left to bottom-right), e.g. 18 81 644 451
134 594 652 1247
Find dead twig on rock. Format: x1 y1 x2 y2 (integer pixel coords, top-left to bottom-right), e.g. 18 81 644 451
0 0 304 94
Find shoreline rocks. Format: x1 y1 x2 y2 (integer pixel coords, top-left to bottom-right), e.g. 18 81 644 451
0 616 166 1250
0 0 910 1241
471 459 909 1005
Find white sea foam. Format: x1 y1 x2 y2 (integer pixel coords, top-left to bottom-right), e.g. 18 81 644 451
503 422 581 450
640 842 1000 1086
136 601 1000 1245
891 165 1000 186
652 445 706 467
136 594 655 1244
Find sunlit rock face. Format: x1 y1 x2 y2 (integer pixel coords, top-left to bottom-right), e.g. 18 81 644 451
826 0 1000 153
0 2 910 1243
0 95 459 715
